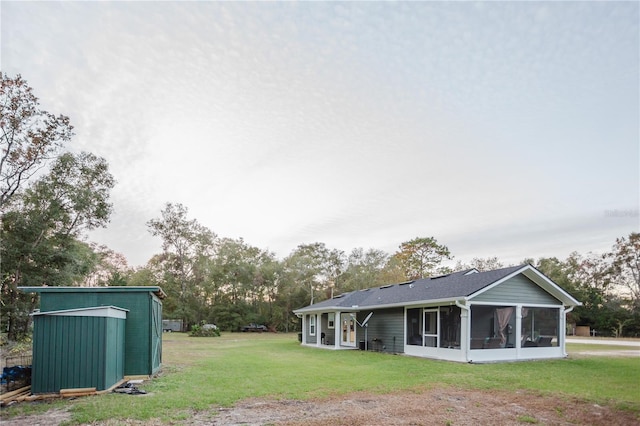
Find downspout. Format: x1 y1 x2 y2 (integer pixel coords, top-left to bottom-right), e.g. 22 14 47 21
456 300 470 362
562 306 575 357
455 300 468 311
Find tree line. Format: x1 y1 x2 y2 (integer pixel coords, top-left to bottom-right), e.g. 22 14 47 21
135 205 640 338
2 73 639 340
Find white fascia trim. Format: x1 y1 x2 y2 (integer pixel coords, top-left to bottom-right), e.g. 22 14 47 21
293 306 338 314
32 306 128 319
394 297 464 310
295 297 466 315
468 301 562 308
294 306 359 315
521 267 582 306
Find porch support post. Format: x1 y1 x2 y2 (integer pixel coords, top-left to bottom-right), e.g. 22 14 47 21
456 300 470 361
335 311 341 349
560 306 567 356
459 305 469 356
515 305 523 359
301 315 307 345
316 313 322 347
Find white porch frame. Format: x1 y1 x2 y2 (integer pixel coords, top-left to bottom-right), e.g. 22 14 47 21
299 310 359 350
403 305 467 362
465 302 565 363
402 302 566 363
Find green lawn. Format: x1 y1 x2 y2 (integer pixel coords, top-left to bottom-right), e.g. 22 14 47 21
566 342 640 352
3 333 639 424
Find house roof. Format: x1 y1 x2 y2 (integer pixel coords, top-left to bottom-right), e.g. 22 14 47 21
293 264 580 314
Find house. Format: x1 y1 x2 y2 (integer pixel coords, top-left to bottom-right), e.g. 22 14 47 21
293 264 581 363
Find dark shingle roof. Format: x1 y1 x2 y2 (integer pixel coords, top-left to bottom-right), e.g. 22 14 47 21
296 264 525 312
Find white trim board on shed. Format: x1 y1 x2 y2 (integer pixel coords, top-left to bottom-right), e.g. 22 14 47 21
31 306 129 319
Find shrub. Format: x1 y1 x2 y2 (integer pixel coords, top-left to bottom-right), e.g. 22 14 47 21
190 321 220 337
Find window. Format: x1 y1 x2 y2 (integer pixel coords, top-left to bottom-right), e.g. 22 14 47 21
521 307 559 347
309 315 316 336
470 305 515 349
328 313 335 329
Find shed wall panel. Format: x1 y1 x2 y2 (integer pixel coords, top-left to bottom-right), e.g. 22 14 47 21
32 315 126 393
471 274 560 305
104 317 126 387
96 292 152 375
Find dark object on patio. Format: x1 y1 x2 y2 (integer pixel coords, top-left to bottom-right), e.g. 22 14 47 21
470 338 484 349
537 336 553 347
372 338 383 352
483 337 502 349
409 335 422 346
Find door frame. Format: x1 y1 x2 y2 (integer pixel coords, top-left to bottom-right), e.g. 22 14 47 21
423 308 439 348
340 313 356 347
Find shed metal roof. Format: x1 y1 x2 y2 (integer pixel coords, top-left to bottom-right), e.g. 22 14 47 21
18 286 167 299
31 306 129 319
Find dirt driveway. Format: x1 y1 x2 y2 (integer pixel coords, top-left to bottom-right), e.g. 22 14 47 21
200 387 638 426
6 386 638 426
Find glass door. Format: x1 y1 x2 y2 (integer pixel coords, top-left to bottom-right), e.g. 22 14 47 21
340 313 356 347
423 308 438 347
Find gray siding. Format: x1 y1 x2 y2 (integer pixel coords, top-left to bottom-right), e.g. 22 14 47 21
321 313 336 345
358 308 404 353
471 274 560 305
305 314 317 344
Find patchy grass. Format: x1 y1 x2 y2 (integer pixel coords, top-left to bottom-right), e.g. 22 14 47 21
517 414 539 423
2 333 639 424
566 342 639 352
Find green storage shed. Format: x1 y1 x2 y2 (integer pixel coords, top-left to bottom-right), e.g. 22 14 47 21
20 286 165 376
31 306 127 393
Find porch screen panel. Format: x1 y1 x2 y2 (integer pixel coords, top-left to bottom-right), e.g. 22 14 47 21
521 307 559 348
439 305 461 349
406 308 422 345
470 305 515 349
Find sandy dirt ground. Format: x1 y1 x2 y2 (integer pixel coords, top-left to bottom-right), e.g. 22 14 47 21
4 386 639 426
202 387 640 426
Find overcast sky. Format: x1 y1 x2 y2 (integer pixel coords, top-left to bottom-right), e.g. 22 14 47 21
2 1 638 268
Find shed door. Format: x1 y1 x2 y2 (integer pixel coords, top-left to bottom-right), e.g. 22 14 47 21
151 297 162 372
